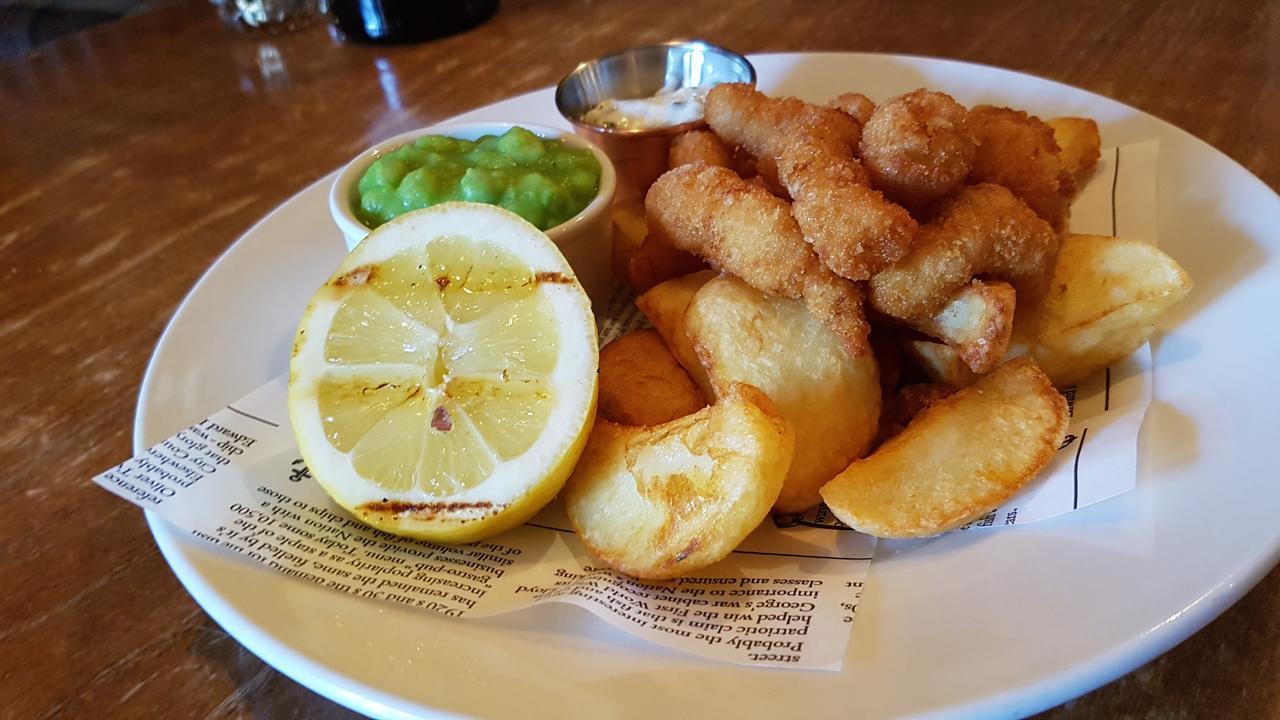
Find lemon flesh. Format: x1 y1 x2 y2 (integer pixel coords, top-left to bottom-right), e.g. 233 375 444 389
289 203 598 543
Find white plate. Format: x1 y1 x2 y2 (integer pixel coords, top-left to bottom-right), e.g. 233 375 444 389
137 53 1280 719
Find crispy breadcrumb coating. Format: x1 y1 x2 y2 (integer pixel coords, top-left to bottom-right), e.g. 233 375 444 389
668 130 733 169
967 105 1073 231
859 89 976 208
868 183 1058 320
646 164 872 356
705 83 917 281
827 92 876 126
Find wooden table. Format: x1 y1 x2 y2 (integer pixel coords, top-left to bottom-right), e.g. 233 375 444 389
2 0 1276 717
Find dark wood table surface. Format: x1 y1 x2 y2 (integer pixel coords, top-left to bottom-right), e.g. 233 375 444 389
2 0 1277 717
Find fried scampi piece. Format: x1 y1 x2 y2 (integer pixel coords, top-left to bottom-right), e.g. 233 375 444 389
827 92 876 125
915 280 1016 374
1046 117 1102 178
646 164 872 356
597 330 707 426
706 82 861 162
669 129 734 168
968 105 1073 231
859 89 976 208
668 128 780 195
707 85 862 207
705 83 918 280
821 358 1068 538
749 153 787 197
868 183 1058 322
669 129 778 194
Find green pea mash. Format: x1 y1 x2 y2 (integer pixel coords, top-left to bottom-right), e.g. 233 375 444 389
356 127 601 231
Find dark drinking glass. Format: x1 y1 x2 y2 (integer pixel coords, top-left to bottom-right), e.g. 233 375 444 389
330 0 498 44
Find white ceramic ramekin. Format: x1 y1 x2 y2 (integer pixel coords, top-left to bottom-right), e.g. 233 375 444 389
328 122 616 304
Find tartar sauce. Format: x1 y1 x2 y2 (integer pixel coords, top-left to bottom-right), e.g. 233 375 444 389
582 85 708 131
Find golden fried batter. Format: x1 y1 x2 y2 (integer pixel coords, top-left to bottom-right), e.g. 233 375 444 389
968 105 1073 231
706 83 860 160
705 83 917 281
669 129 780 195
868 183 1058 320
669 130 733 169
827 92 876 125
646 164 871 356
859 89 976 208
915 279 1016 374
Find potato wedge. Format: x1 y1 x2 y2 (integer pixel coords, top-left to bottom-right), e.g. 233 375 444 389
1046 117 1101 178
635 270 717 397
686 276 880 512
915 280 1016 374
610 196 648 284
598 330 706 426
901 339 980 388
610 196 707 292
565 383 794 579
1011 233 1192 387
821 358 1068 538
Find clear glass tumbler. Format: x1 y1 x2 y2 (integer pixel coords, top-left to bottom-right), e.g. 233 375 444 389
212 0 326 33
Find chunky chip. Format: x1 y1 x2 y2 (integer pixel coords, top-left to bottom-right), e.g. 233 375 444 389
1046 117 1102 178
598 330 706 426
821 358 1067 537
635 270 717 397
610 196 648 283
1010 233 1192 387
611 197 706 292
628 235 707 292
565 383 794 579
685 276 880 512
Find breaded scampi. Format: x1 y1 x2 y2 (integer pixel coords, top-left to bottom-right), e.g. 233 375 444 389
915 279 1016 374
706 83 861 161
827 92 876 125
669 130 734 169
669 129 778 195
967 105 1074 231
705 83 917 281
859 89 976 208
868 183 1057 321
646 164 872 356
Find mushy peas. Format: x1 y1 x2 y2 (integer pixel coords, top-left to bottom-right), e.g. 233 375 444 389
356 127 601 231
